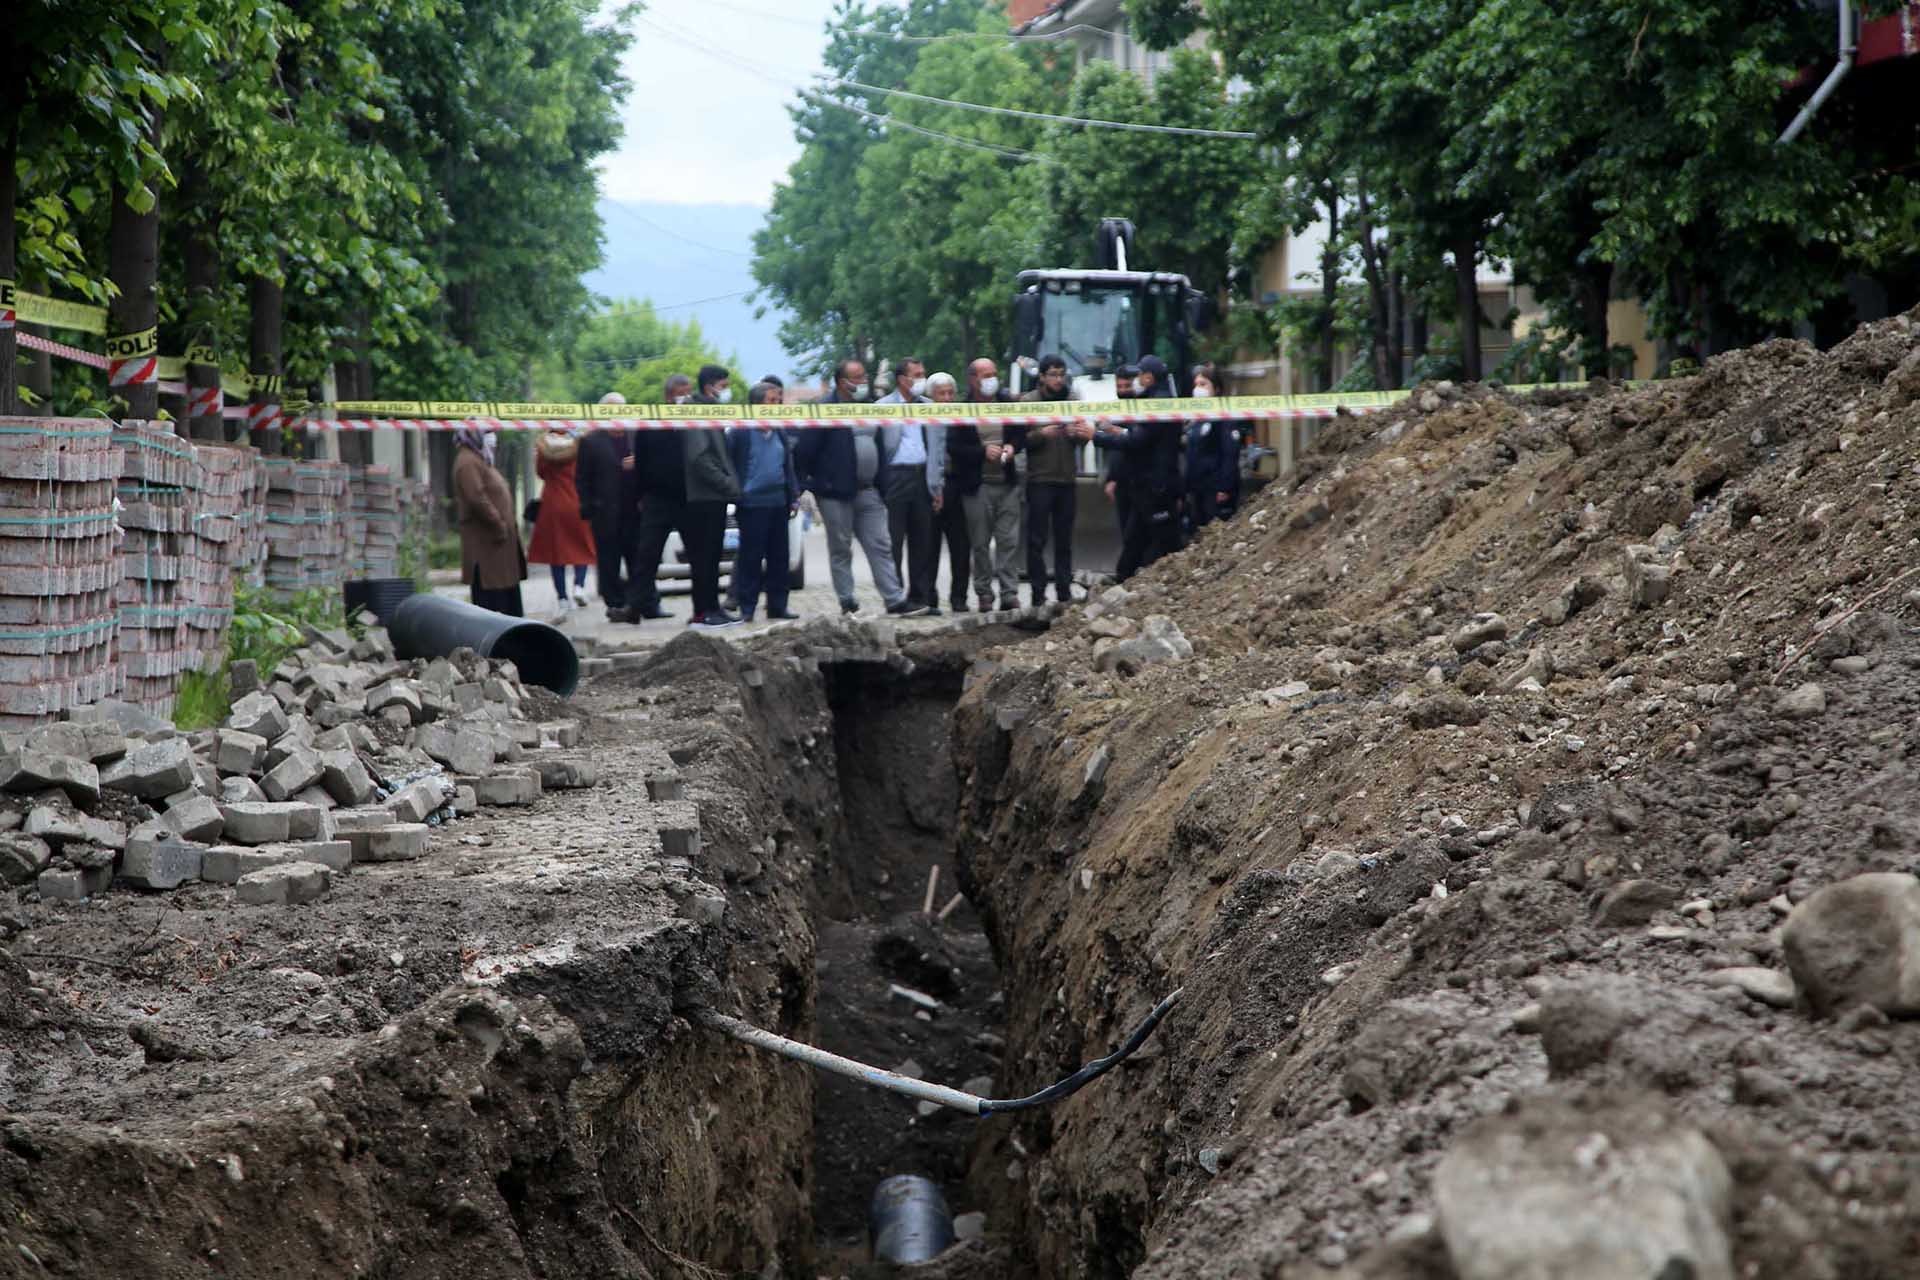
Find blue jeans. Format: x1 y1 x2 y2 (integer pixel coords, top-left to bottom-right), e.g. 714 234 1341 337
734 505 790 617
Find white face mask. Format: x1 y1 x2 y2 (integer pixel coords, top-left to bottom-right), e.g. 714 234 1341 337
979 376 1000 398
850 382 869 399
896 377 916 398
672 395 689 405
715 387 733 404
1192 388 1214 399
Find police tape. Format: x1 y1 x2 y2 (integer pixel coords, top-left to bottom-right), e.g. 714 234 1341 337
303 394 1407 431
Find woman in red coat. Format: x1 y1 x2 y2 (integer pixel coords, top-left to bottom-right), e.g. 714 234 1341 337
528 429 598 617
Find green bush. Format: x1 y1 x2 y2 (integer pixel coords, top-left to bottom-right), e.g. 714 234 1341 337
173 585 347 730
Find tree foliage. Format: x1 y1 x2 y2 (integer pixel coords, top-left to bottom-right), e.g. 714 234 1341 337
4 0 631 414
533 300 736 404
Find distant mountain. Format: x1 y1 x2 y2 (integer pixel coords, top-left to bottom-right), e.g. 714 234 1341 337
584 198 798 383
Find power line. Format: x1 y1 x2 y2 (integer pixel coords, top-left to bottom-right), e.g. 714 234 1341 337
601 199 752 258
653 288 754 311
823 76 1260 139
690 0 1116 45
633 14 1060 166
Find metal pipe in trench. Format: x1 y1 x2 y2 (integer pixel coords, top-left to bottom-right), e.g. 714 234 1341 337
689 987 1182 1118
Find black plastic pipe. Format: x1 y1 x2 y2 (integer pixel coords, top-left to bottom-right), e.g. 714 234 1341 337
869 1175 954 1264
388 594 580 696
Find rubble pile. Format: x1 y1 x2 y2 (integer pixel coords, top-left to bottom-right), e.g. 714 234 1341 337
0 419 124 729
347 464 404 579
952 311 1920 1278
0 623 593 906
262 458 349 595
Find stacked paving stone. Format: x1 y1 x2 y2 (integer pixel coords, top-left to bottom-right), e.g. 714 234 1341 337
346 464 403 578
236 453 271 586
115 423 206 717
181 444 253 674
0 419 126 729
262 459 350 595
0 624 590 906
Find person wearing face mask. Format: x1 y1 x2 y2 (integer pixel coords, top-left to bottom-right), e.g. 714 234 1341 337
793 357 919 616
877 356 946 615
966 357 1022 611
1184 373 1243 530
676 363 742 627
1095 355 1185 581
1018 353 1093 606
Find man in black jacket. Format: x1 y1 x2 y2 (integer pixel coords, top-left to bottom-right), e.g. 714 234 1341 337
1103 363 1140 540
1099 354 1185 580
577 392 639 616
791 358 918 616
623 373 696 624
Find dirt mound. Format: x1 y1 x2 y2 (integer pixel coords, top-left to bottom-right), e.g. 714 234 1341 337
951 309 1920 1276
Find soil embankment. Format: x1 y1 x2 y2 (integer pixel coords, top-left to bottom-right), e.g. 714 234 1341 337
951 313 1920 1277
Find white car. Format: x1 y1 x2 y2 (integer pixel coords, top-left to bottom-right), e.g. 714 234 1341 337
658 504 807 594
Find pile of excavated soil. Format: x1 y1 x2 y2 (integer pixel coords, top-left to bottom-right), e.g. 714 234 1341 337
951 310 1920 1277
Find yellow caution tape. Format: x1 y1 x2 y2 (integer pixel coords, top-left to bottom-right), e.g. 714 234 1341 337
105 327 160 360
329 393 1424 421
14 289 109 335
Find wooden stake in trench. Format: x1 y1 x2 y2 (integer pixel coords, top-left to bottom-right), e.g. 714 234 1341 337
922 865 940 916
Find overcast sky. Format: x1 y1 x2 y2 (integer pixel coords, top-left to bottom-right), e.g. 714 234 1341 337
598 0 847 207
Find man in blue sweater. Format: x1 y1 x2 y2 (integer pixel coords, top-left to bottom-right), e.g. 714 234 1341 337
727 382 801 621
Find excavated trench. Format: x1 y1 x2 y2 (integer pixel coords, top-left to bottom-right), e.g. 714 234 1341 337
805 640 1021 1272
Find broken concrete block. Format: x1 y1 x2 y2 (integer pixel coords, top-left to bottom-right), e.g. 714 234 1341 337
219 802 293 846
330 806 394 834
660 826 701 860
235 860 331 906
215 730 268 777
531 758 596 790
386 779 450 824
316 749 375 806
1091 616 1193 675
0 750 101 806
1433 1099 1733 1280
414 723 496 778
452 683 485 713
646 775 686 802
81 816 126 850
25 723 89 761
542 721 582 748
221 775 266 805
24 807 86 847
0 834 52 886
1783 872 1920 1017
121 835 207 889
260 747 324 802
163 794 226 844
451 785 477 816
295 840 353 872
1622 545 1673 610
79 722 129 764
293 785 338 813
1450 613 1510 653
100 739 194 801
202 845 292 885
366 680 423 722
281 802 330 841
226 690 289 742
357 823 429 863
228 659 260 696
36 867 91 901
468 770 540 807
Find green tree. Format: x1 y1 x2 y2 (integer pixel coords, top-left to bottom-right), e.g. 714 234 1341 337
534 299 736 404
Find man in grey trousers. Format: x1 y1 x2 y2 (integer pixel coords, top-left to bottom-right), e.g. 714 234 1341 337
791 358 922 617
966 357 1024 611
877 356 947 615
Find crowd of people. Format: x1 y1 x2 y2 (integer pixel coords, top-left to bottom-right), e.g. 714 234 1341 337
449 355 1244 628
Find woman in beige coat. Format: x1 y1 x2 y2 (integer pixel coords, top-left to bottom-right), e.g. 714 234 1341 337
452 425 527 616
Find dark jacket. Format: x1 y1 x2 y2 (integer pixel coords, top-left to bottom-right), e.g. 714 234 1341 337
1185 419 1243 497
1018 384 1079 485
944 424 985 496
575 429 636 534
728 425 800 508
1103 418 1185 508
635 428 686 501
794 389 886 501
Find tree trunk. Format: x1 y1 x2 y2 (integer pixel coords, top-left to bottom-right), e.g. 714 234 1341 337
1386 266 1405 389
1579 262 1612 380
1353 190 1392 388
1412 306 1429 361
182 205 224 441
107 180 162 423
0 109 17 416
249 271 284 455
1452 231 1482 382
1317 191 1339 391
